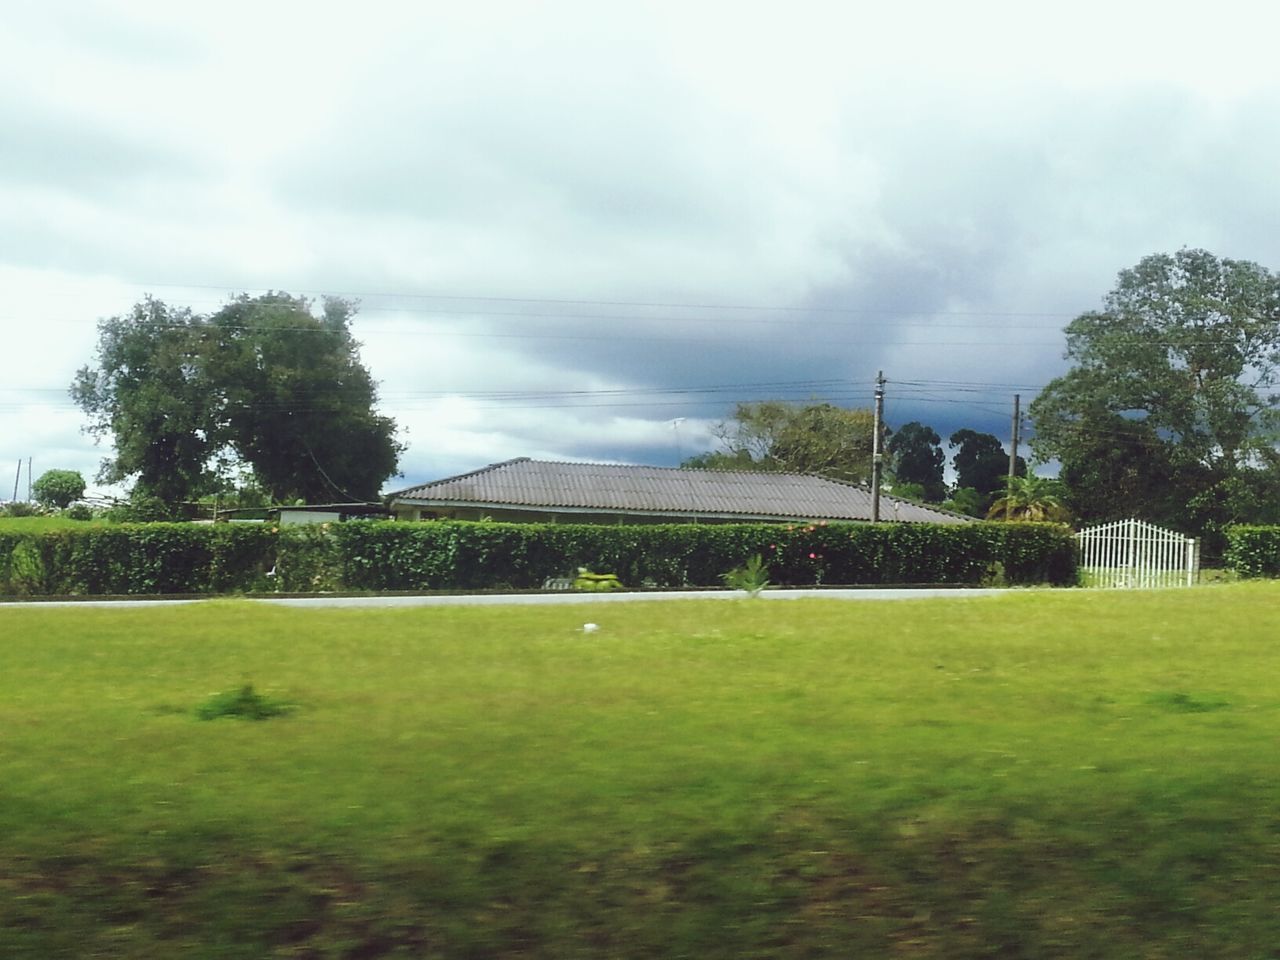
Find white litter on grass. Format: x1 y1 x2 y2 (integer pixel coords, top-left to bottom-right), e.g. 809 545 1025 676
582 623 599 633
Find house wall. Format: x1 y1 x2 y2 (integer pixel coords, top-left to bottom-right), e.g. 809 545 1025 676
279 509 342 526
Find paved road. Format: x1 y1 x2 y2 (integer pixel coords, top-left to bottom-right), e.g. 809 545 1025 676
1 588 1014 609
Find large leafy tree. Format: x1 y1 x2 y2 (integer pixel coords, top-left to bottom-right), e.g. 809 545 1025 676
949 428 1023 508
205 293 402 502
887 421 946 501
1030 249 1280 540
683 401 876 483
72 293 402 505
72 298 220 504
1053 414 1179 524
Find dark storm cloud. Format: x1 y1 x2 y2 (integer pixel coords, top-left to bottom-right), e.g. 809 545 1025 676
8 2 1280 489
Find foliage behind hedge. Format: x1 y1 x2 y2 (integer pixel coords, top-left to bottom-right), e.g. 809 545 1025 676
0 519 1077 596
1224 525 1280 578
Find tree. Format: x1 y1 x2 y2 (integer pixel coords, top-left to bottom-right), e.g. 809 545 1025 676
204 293 403 502
950 428 1024 514
888 421 946 501
1030 249 1280 542
1053 414 1179 525
72 293 403 506
71 298 220 506
942 486 987 518
986 472 1071 522
32 469 86 509
680 449 756 471
686 401 876 483
889 481 928 501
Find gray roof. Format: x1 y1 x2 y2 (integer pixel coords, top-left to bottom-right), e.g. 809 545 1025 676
388 458 971 524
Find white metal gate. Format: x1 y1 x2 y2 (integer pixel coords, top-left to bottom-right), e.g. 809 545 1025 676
1076 518 1199 588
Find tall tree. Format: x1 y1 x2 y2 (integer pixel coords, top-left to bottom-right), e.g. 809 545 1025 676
950 428 1023 502
685 401 876 483
205 293 402 502
1030 249 1280 541
888 421 946 501
71 298 220 504
72 294 403 506
1053 414 1178 525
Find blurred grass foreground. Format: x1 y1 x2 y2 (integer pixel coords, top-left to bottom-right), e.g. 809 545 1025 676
2 585 1279 957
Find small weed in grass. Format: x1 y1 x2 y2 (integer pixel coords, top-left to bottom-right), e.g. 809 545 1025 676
196 684 294 721
1147 691 1231 713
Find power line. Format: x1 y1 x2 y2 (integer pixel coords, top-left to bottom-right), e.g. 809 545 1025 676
95 278 1084 320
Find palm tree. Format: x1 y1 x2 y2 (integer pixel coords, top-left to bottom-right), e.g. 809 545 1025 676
987 473 1072 522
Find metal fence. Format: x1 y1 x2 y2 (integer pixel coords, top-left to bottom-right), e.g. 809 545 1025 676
1076 518 1199 588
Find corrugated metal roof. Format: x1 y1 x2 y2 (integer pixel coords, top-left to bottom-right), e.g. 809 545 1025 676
388 458 971 524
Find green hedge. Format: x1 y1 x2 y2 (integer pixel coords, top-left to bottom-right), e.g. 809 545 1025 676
0 524 276 596
0 520 1077 596
1224 525 1280 578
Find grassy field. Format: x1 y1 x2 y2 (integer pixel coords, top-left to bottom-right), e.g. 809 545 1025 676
0 515 107 532
2 586 1278 958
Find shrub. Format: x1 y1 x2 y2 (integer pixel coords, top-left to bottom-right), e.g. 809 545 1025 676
299 520 1076 591
0 523 276 595
0 519 1077 596
722 554 770 596
1224 525 1280 578
62 503 96 521
573 568 623 591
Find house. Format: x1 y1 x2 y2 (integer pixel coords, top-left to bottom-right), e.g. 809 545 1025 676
275 503 391 525
386 458 970 525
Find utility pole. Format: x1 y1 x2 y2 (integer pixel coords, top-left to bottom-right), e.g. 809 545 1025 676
12 459 19 502
671 418 686 463
1007 394 1020 521
871 371 885 523
1008 394 1021 480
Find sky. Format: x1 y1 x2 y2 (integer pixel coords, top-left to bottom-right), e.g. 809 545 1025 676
4 1 1280 500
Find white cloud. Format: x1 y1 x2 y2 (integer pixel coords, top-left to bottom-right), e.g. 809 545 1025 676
4 1 1280 497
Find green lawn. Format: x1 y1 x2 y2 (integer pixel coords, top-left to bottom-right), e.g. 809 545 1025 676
0 515 107 532
2 586 1279 958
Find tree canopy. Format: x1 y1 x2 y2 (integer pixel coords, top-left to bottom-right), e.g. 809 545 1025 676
888 421 946 501
986 473 1071 522
72 293 402 506
683 401 876 483
32 469 87 509
1030 249 1280 540
950 429 1022 495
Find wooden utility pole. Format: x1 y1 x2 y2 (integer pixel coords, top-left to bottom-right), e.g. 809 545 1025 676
1008 394 1021 479
871 371 885 523
1007 394 1020 520
12 459 19 502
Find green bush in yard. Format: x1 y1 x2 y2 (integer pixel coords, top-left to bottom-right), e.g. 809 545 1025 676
1225 525 1280 578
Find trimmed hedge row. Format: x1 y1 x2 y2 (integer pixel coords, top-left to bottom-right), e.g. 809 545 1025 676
0 520 1077 596
0 524 277 596
1224 525 1280 578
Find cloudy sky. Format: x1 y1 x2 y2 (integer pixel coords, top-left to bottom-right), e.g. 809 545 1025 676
4 1 1280 499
